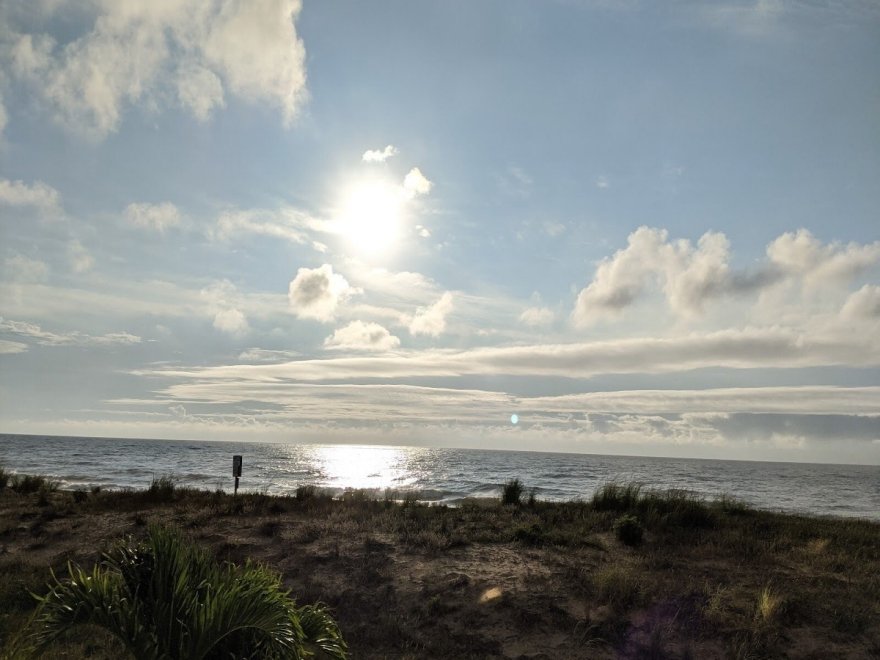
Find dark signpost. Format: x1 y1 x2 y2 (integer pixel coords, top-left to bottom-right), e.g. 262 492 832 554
232 455 242 496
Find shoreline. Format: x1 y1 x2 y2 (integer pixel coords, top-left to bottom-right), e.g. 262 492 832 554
1 474 879 658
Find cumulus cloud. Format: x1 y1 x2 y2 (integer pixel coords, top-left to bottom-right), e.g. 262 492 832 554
124 202 182 233
841 285 880 319
324 320 401 351
519 306 555 327
574 226 671 324
0 317 140 347
68 240 94 273
362 145 398 163
574 226 880 325
4 254 49 282
766 229 880 287
402 167 432 198
409 292 453 337
3 0 308 138
288 264 356 322
0 178 61 214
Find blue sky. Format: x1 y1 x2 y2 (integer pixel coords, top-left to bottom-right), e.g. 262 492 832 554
1 0 878 463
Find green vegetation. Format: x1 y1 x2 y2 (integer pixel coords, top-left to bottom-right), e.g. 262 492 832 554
0 470 877 658
10 525 346 660
501 478 524 506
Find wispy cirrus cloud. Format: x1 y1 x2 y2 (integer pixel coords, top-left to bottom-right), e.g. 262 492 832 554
0 317 140 347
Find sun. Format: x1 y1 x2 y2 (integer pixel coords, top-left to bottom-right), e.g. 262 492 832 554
338 179 405 255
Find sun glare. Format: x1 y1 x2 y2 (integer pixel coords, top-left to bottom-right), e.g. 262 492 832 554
338 180 405 255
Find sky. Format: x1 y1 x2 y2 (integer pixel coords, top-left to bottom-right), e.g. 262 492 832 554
0 0 878 464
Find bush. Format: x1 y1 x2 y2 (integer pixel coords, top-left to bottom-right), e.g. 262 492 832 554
613 514 644 546
15 525 348 659
0 467 8 491
501 479 524 506
296 484 318 501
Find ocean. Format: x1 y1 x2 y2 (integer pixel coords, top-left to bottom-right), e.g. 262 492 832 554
1 434 878 520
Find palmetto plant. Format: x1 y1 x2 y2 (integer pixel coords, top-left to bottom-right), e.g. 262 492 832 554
15 525 346 659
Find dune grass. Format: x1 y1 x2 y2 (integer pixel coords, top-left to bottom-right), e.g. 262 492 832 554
0 472 877 658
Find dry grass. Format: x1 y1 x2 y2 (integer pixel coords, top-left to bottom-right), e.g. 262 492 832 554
0 477 878 658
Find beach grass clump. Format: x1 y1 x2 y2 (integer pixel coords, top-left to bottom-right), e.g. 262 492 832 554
613 514 644 546
9 474 58 495
0 466 8 491
592 564 642 611
501 478 524 506
145 474 176 501
591 482 642 512
13 524 347 659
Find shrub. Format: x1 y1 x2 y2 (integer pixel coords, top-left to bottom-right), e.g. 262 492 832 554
0 467 8 491
15 525 347 659
613 514 644 546
593 565 642 611
501 479 524 506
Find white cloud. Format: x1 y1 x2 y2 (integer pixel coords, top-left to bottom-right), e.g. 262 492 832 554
574 226 880 325
409 292 453 337
324 320 400 351
5 0 308 138
573 226 671 325
288 264 356 322
213 307 249 336
402 167 432 198
124 202 182 233
842 285 880 320
68 240 94 273
0 339 28 354
519 306 555 327
209 207 326 246
201 279 251 334
175 62 225 121
0 178 61 213
145 326 879 382
0 317 140 347
362 145 398 163
4 254 49 282
595 175 610 189
766 229 880 287
238 347 300 362
415 225 431 238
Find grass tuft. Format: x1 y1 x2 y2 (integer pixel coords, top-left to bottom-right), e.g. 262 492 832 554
501 479 524 506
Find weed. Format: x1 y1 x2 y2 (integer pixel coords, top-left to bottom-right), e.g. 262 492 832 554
593 564 642 611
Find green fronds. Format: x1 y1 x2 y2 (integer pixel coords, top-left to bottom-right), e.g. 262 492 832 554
15 525 346 660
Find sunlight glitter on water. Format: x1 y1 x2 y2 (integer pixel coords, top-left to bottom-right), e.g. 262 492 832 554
309 444 416 491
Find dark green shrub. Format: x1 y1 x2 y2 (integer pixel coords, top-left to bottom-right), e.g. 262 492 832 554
15 525 348 659
613 514 644 546
0 467 8 491
513 523 544 546
501 479 524 506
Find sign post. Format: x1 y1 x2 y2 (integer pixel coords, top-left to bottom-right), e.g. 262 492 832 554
232 455 242 496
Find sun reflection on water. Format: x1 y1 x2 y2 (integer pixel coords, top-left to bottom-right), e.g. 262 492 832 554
310 445 415 491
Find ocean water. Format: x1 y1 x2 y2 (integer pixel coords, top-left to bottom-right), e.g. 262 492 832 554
1 434 878 520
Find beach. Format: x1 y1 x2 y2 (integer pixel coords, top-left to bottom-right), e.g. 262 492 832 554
1 477 878 658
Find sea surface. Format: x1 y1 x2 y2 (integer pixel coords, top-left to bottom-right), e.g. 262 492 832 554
1 434 878 520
